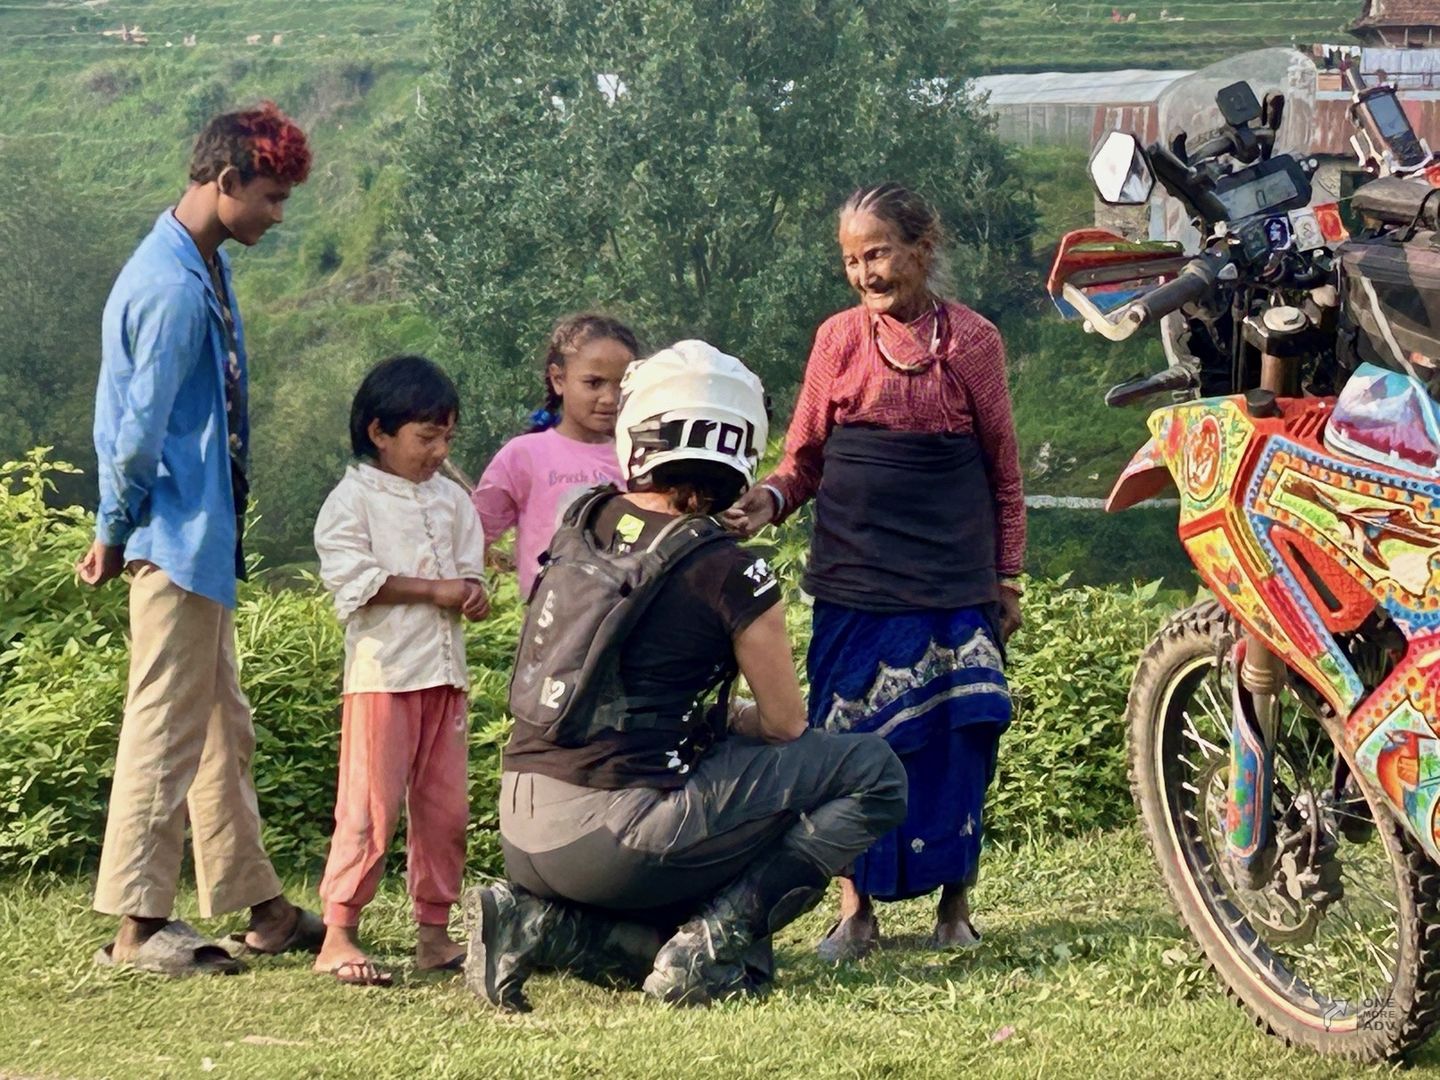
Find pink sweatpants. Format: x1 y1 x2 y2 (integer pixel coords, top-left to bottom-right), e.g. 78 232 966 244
319 686 469 927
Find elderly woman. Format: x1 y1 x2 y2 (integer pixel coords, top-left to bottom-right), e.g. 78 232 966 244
725 183 1024 957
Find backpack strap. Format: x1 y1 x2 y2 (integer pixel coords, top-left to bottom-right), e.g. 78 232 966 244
564 483 621 529
646 513 732 567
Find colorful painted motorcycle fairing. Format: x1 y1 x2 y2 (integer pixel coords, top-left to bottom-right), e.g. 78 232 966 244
1111 364 1440 861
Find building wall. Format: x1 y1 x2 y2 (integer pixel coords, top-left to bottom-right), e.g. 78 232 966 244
1355 25 1440 48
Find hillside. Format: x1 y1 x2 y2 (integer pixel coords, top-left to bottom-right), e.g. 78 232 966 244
970 0 1358 72
0 1 442 561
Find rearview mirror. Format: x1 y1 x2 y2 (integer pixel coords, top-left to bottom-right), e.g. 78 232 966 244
1089 131 1154 206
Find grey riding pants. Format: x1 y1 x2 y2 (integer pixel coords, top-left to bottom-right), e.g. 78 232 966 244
499 730 907 921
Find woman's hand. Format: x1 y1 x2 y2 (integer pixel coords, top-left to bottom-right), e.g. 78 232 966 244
999 586 1022 643
721 486 778 538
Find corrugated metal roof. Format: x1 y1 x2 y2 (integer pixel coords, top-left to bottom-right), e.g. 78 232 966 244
972 69 1190 106
1354 1 1440 28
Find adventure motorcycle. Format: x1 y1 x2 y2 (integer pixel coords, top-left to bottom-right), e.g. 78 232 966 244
1048 48 1440 1060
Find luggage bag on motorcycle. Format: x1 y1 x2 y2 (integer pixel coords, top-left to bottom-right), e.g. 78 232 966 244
1336 231 1440 397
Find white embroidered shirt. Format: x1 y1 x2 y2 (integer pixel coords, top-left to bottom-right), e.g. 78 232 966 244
314 463 486 693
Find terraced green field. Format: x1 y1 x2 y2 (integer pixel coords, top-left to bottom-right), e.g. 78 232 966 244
970 0 1358 71
2 0 1365 77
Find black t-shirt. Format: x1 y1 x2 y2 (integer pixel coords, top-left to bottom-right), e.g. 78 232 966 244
502 496 781 789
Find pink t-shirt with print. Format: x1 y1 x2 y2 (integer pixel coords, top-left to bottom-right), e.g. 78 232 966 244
472 428 624 597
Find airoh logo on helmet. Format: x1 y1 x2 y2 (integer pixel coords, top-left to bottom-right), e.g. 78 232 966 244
629 416 760 465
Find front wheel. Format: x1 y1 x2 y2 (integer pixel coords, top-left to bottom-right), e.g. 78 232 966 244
1128 602 1440 1060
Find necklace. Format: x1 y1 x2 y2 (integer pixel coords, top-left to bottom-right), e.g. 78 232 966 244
874 300 943 374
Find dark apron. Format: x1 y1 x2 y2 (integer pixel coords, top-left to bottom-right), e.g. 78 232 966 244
804 425 998 613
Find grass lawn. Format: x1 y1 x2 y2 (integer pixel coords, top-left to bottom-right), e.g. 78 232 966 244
4 825 1438 1079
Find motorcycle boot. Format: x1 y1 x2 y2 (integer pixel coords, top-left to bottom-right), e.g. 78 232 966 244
464 881 660 1012
643 850 827 1006
698 937 777 1002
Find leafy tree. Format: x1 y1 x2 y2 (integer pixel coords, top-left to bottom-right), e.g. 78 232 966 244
0 146 123 501
402 0 1036 451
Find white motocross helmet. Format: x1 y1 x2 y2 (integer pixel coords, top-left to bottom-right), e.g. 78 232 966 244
617 340 769 490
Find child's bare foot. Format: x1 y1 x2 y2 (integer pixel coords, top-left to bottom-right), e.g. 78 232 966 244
416 922 466 972
314 924 392 986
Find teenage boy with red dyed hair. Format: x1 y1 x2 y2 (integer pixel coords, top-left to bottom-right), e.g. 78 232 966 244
77 103 322 974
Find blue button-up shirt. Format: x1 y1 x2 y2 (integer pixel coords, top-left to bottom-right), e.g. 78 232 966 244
94 211 249 608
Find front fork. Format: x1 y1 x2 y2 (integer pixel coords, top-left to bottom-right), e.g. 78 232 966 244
1223 308 1310 887
1226 636 1285 887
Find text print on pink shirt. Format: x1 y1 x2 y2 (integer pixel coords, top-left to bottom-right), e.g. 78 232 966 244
548 467 616 487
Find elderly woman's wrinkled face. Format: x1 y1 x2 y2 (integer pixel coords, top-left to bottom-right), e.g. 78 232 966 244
839 210 930 320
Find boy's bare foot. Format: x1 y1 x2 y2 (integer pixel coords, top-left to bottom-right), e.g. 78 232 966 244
314 924 391 984
245 896 301 953
111 915 168 963
416 922 466 972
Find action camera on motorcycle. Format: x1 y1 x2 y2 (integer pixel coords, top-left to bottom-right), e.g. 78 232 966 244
1215 80 1261 127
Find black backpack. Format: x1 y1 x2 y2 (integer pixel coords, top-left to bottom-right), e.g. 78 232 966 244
508 485 736 747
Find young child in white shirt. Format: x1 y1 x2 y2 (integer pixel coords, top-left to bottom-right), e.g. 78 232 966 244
312 355 488 986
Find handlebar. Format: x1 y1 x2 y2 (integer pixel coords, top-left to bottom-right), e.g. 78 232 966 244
1060 250 1231 342
1127 252 1227 325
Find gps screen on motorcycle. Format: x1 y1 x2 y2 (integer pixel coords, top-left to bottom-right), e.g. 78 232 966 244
1213 157 1310 221
1355 88 1428 169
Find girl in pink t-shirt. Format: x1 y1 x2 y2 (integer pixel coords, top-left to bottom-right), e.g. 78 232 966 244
473 313 638 596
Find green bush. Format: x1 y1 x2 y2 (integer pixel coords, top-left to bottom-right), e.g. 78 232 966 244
994 574 1176 838
1 451 1177 878
0 452 129 871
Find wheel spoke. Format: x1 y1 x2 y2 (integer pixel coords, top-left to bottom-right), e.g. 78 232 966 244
1181 708 1225 759
1199 679 1231 731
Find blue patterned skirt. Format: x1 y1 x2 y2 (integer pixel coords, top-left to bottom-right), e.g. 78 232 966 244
807 600 1011 902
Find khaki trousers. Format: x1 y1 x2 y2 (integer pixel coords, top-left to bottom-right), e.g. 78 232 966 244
93 563 282 919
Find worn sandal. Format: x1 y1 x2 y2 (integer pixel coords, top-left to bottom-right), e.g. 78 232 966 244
326 959 394 987
94 920 247 977
815 916 880 963
928 919 982 950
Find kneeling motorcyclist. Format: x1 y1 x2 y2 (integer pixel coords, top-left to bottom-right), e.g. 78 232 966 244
466 341 907 1009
